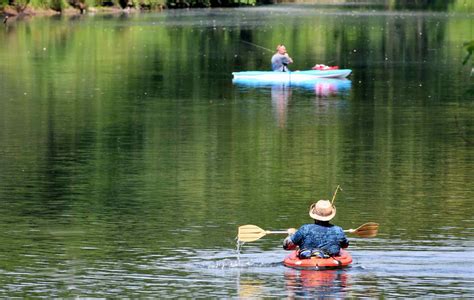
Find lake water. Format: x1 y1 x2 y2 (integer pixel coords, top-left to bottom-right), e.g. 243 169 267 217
0 5 473 297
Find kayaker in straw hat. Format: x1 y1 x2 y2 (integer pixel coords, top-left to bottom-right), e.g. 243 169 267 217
283 200 349 259
271 44 293 72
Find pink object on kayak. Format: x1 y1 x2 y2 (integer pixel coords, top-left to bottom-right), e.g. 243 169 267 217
312 64 340 71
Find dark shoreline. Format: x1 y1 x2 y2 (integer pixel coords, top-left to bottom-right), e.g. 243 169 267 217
1 6 165 20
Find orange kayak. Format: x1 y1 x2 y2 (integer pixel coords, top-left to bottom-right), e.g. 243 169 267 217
283 249 352 269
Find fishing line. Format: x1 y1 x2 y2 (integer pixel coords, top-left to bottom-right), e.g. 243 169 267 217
240 40 274 53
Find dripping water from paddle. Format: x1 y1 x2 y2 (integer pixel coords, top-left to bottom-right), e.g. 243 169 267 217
236 239 243 265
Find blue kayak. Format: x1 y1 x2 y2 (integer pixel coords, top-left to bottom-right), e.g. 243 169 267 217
233 77 352 95
232 69 352 83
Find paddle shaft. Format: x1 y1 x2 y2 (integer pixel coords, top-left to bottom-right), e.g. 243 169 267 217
272 228 368 234
265 226 372 235
267 228 368 234
266 230 288 234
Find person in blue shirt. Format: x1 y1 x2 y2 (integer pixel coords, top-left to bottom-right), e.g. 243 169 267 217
283 199 349 258
271 44 293 72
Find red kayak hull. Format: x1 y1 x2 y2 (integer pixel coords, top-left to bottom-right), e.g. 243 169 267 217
283 249 352 269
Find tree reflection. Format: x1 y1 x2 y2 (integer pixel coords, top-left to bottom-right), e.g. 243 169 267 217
463 40 473 69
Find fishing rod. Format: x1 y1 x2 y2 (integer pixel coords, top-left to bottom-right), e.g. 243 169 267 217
240 40 336 67
240 40 274 53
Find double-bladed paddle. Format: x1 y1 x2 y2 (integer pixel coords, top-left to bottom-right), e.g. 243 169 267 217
237 222 379 243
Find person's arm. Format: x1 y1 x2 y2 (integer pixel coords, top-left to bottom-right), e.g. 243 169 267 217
283 236 297 250
283 227 303 250
336 227 349 248
282 53 293 65
340 236 349 249
283 227 296 250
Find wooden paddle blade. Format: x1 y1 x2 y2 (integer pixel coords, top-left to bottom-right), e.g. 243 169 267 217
237 225 267 242
345 222 379 238
353 222 379 237
355 222 379 231
354 229 378 238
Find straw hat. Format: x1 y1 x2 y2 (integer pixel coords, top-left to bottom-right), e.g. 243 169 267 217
309 200 336 221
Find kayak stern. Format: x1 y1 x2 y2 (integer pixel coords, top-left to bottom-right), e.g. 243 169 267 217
283 249 352 270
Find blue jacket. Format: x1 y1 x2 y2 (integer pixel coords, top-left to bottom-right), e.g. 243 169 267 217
283 222 349 256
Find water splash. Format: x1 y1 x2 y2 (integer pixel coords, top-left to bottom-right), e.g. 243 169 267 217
236 238 245 265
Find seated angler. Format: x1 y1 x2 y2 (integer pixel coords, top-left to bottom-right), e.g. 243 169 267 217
271 44 293 72
283 199 349 258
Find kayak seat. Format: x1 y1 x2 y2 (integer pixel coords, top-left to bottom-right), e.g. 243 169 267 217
298 249 330 259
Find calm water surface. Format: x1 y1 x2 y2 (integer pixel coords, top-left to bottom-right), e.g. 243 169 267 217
0 5 473 297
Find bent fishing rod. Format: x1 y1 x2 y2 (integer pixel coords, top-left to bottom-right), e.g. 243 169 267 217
240 40 274 53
